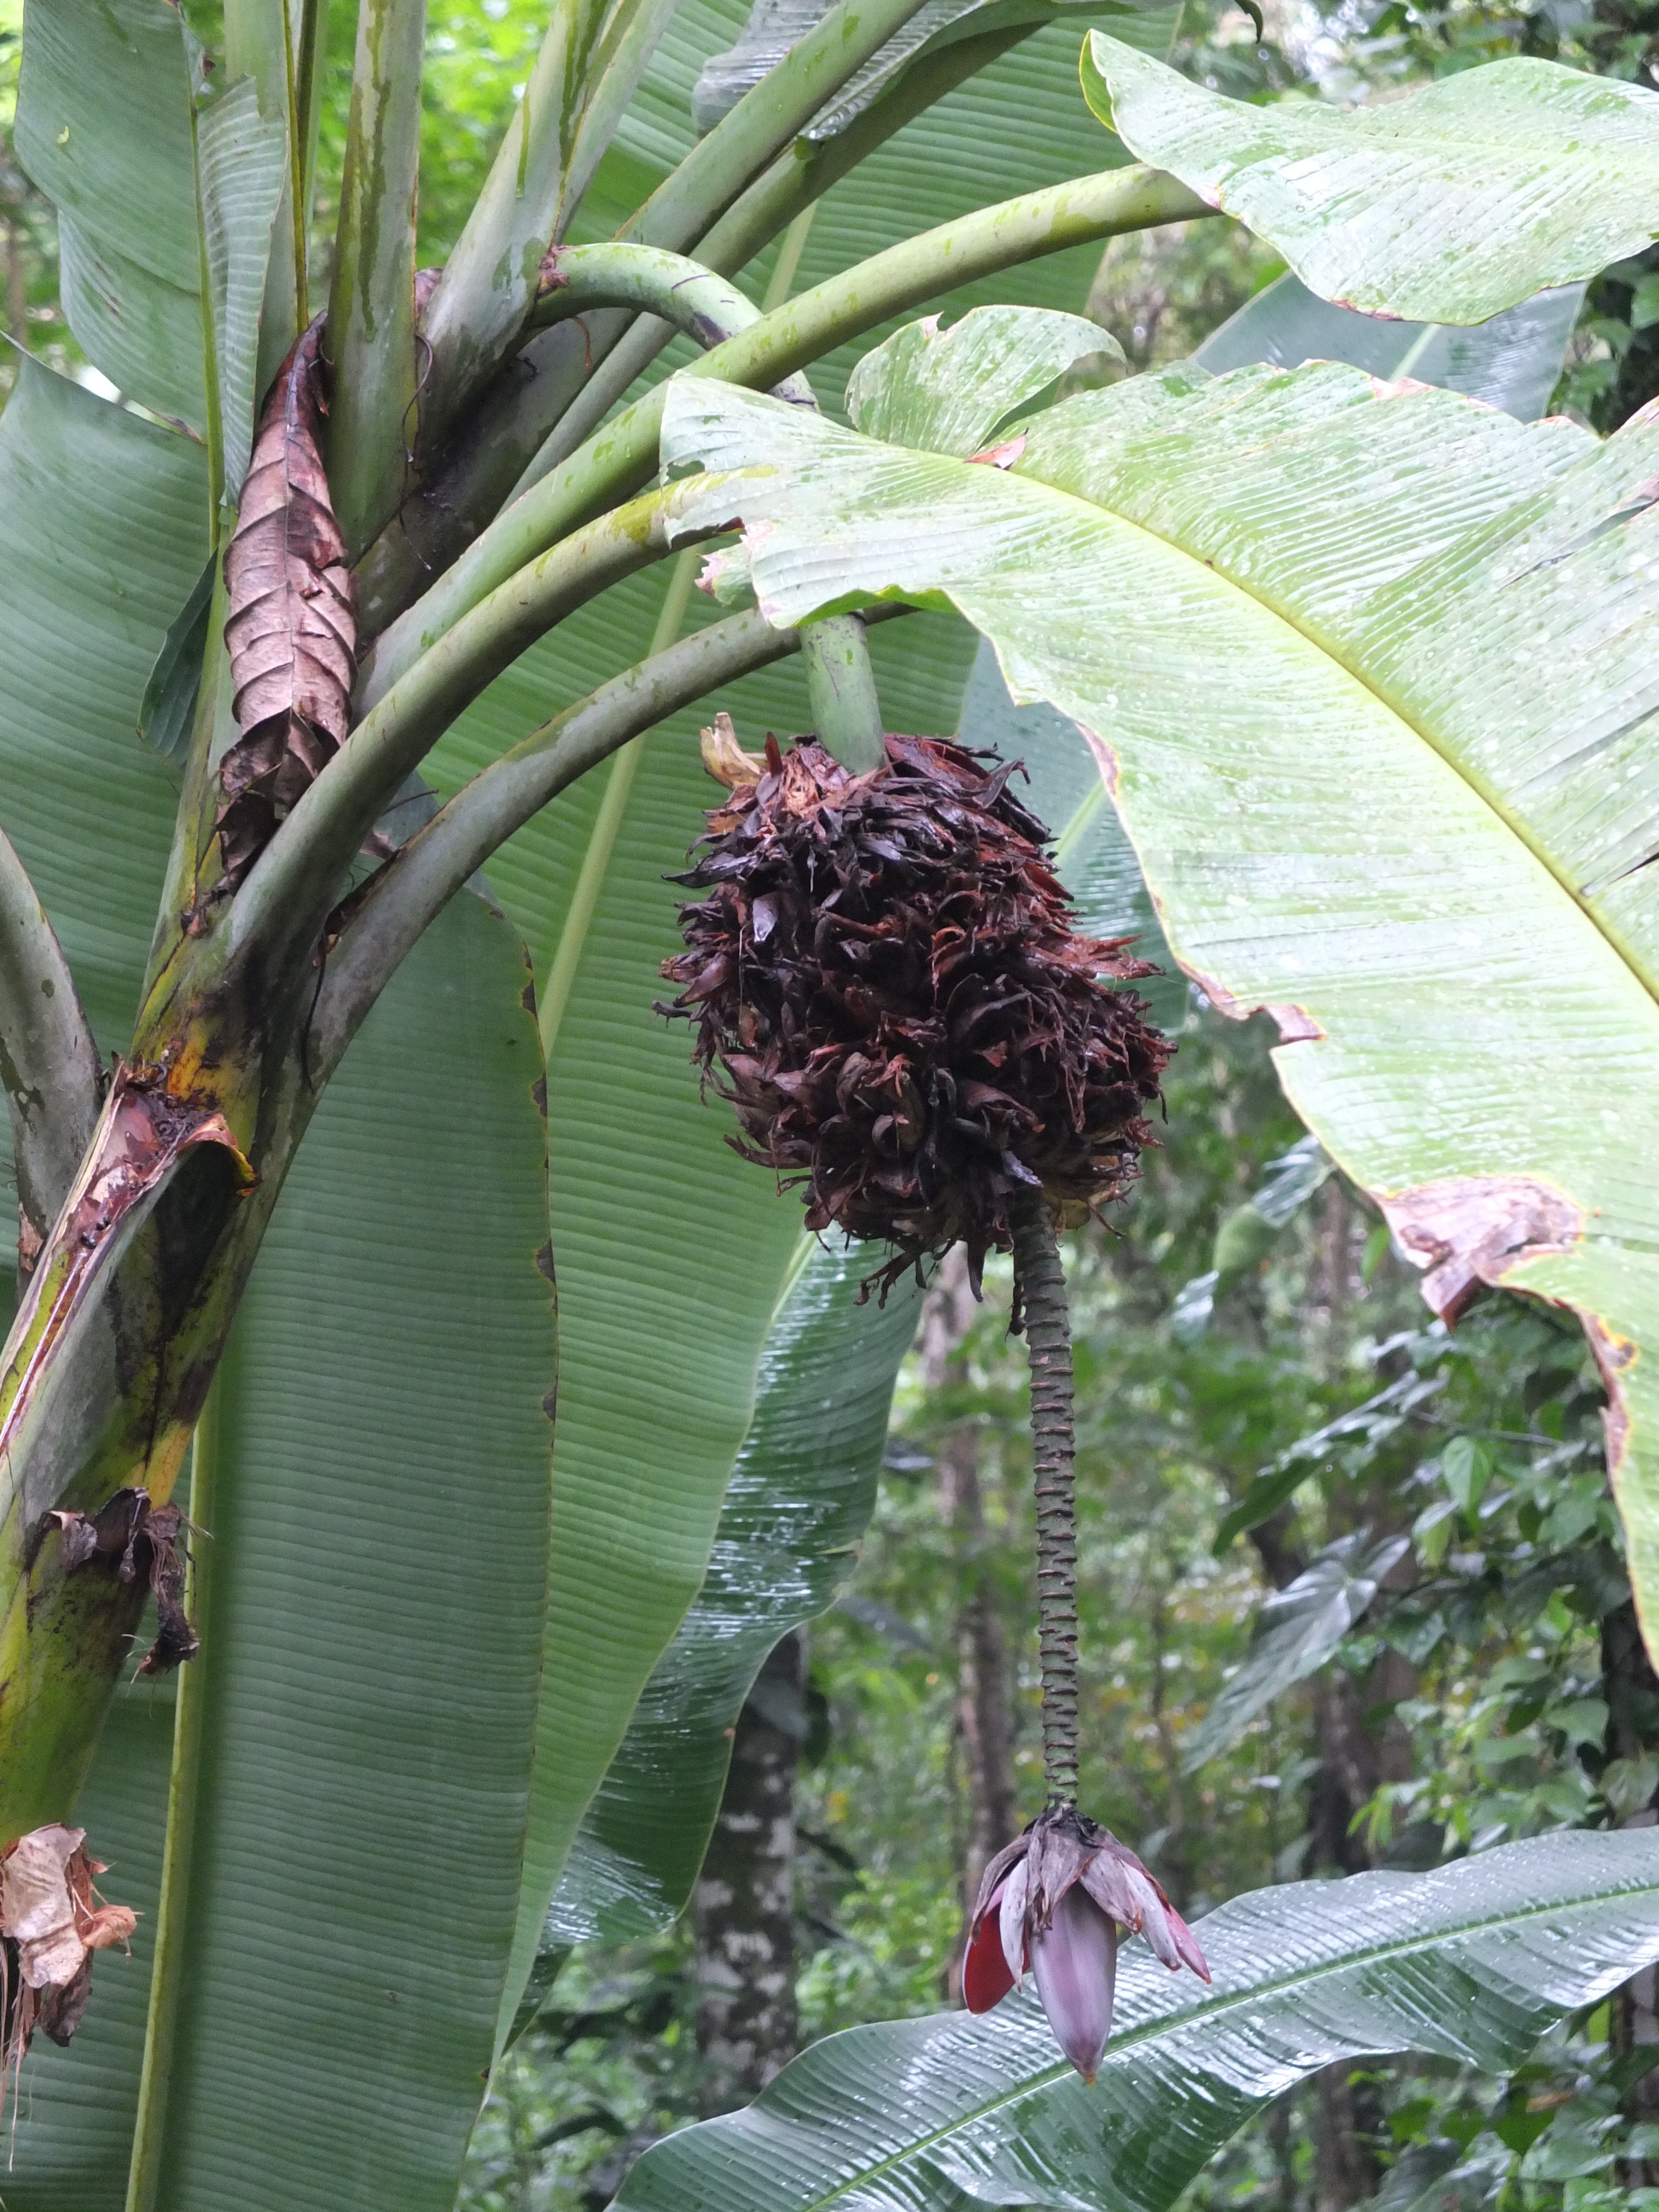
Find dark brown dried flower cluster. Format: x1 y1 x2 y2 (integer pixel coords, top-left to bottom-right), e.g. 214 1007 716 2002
660 733 1170 1293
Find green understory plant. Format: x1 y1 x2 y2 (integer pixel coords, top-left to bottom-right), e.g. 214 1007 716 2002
3 0 1659 2199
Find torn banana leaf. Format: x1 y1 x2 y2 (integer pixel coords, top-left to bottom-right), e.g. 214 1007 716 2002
659 328 1659 1650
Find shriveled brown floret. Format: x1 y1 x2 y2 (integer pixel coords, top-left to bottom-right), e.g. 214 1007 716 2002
660 733 1170 1296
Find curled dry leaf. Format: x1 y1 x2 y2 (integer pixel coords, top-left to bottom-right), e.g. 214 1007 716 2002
220 313 357 890
3 1826 87 1990
698 710 765 791
0 1825 137 2073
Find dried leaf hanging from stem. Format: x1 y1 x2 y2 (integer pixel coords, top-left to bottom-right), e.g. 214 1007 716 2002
219 314 357 891
0 1823 137 2102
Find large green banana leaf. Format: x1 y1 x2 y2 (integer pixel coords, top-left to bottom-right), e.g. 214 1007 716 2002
15 0 284 476
658 338 1659 1646
0 353 556 2206
131 895 552 2212
613 1830 1659 2210
1082 33 1659 323
0 358 200 1047
3 898 554 2212
546 1241 924 1952
15 0 203 427
1196 272 1585 422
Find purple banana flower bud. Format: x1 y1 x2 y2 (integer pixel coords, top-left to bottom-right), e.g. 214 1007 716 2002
963 1805 1209 2081
1032 1883 1118 2082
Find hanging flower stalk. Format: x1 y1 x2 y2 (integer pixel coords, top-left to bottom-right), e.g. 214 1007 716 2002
961 1188 1210 2079
663 716 1210 2081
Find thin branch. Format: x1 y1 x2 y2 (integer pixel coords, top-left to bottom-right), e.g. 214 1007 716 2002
372 164 1209 700
223 480 718 977
311 606 830 1070
1011 1189 1079 1809
0 823 103 1275
326 0 427 556
801 614 885 770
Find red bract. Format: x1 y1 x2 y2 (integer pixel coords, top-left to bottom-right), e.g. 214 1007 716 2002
964 1807 1209 2083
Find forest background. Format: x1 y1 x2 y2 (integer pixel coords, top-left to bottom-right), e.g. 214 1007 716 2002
7 0 1659 2200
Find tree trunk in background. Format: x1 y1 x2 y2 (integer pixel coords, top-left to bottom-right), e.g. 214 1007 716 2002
1270 1179 1385 2206
941 1425 1019 1997
1316 2063 1379 2212
691 1630 805 2115
921 1249 1021 2000
1308 1670 1377 1878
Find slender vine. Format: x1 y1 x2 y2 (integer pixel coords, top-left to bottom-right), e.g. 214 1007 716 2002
1010 1187 1081 1809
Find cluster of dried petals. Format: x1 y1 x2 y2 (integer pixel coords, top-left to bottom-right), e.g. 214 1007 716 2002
660 733 1170 1297
1 1825 137 2062
965 1806 1209 2082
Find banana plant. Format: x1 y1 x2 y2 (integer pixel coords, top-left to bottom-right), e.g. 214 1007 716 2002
2 0 1659 2197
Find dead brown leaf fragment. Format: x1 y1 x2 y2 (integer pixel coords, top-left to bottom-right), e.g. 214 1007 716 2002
220 313 357 890
48 1487 200 1674
0 1826 136 2079
699 711 765 791
1379 1175 1584 1321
